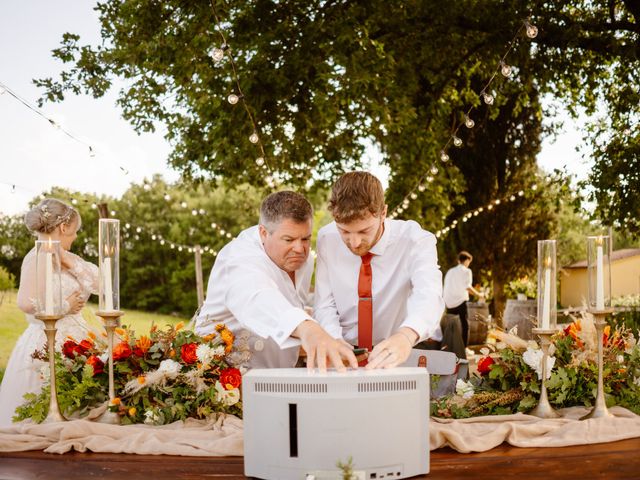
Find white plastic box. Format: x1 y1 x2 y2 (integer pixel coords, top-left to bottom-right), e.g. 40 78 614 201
243 368 429 480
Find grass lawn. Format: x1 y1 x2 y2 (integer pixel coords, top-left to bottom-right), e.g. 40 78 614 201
0 290 188 383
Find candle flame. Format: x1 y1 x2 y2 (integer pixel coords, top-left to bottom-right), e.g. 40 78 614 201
47 237 53 248
595 236 604 246
544 257 552 269
103 244 115 256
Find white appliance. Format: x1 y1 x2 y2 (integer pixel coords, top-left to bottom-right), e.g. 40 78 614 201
243 368 429 480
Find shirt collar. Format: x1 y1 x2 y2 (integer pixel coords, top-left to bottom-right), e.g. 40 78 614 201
369 219 391 256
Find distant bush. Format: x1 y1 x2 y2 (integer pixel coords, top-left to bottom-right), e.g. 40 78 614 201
0 266 15 307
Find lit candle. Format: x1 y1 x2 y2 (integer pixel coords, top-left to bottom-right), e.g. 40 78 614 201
596 236 604 310
102 246 114 311
541 257 551 329
45 238 54 315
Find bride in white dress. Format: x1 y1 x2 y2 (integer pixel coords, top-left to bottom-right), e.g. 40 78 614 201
0 198 99 427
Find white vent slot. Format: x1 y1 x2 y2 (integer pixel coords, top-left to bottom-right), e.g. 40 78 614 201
357 380 417 393
254 382 328 394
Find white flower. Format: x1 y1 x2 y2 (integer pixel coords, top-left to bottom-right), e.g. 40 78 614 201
455 379 474 399
196 344 215 365
99 352 109 364
144 409 161 425
625 334 637 355
522 346 555 380
215 381 240 406
158 359 182 379
212 345 225 356
617 354 625 364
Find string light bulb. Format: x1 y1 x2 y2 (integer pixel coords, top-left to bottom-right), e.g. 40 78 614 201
465 115 475 128
410 193 418 200
453 136 463 147
440 151 449 162
524 20 538 38
210 44 228 62
256 157 265 166
249 132 259 144
500 61 513 77
482 92 495 105
430 165 439 175
418 184 426 192
227 93 240 105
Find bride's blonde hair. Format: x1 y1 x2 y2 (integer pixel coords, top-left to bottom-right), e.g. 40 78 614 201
24 198 80 234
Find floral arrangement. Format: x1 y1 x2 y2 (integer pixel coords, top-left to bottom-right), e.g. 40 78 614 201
15 322 245 425
431 313 640 419
504 276 536 299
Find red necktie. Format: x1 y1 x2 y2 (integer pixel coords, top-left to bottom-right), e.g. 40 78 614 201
358 253 374 352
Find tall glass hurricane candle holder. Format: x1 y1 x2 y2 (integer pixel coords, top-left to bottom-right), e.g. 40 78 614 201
97 218 123 424
582 235 614 420
530 240 559 419
34 239 65 422
98 219 120 313
537 240 557 330
587 235 611 312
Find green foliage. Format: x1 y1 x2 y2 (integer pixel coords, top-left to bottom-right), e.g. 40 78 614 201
504 276 537 299
0 266 15 291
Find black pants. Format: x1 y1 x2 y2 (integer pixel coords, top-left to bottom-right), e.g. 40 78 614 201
446 302 469 347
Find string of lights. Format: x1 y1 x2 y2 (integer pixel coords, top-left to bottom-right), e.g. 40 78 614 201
389 18 539 217
208 0 275 187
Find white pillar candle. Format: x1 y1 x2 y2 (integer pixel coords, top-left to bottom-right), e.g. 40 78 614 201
102 256 114 311
541 261 551 329
596 238 604 310
45 243 54 315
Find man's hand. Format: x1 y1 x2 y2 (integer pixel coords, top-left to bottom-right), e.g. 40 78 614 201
366 327 418 370
293 320 358 372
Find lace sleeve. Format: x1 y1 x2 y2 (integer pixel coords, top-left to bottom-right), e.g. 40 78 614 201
66 252 100 295
16 249 38 314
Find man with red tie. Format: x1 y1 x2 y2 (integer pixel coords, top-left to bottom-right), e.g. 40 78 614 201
314 172 445 368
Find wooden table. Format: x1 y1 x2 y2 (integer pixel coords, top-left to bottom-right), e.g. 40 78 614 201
2 438 640 479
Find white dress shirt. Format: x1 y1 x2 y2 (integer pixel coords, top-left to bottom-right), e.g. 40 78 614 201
195 225 312 368
314 219 445 346
443 264 473 309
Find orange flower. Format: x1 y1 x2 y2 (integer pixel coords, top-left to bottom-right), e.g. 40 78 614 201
175 322 184 332
220 328 234 353
215 323 227 332
110 397 121 406
128 407 136 416
115 327 130 342
202 333 216 342
137 375 146 384
135 335 152 354
150 324 158 333
87 331 97 341
169 348 176 357
603 325 611 346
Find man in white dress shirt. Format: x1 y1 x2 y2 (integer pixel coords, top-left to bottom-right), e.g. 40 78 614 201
442 251 483 347
314 172 445 368
195 191 358 371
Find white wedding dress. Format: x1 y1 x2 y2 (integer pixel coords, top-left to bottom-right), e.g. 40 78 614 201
0 248 98 427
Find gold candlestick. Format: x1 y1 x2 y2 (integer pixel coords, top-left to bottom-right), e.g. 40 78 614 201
35 314 66 423
580 309 614 420
529 328 560 419
96 310 124 424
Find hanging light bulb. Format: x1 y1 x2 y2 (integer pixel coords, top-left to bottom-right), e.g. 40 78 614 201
143 183 151 191
160 240 165 245
410 193 418 200
249 132 259 144
525 20 538 38
440 150 449 162
164 194 171 201
464 115 475 128
482 92 494 105
510 195 516 201
418 184 426 192
256 157 265 166
426 175 434 183
623 128 631 136
500 61 512 77
228 93 240 105
191 209 198 216
211 222 217 228
429 165 438 175
453 135 463 147
91 203 97 209
210 44 228 62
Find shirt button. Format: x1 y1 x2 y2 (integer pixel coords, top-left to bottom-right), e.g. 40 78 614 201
254 340 264 352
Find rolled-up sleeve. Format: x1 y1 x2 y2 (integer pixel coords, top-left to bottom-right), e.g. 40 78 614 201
401 232 445 341
312 235 344 339
224 260 309 348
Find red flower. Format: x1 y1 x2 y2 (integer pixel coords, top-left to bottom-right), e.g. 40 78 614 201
477 356 495 375
78 339 93 356
181 343 198 364
112 341 133 361
86 355 104 376
62 340 84 359
220 367 242 390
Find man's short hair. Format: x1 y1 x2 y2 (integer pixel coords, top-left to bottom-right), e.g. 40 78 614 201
458 251 473 263
259 191 313 232
328 172 385 223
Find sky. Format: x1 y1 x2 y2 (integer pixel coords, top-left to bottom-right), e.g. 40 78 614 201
0 1 593 217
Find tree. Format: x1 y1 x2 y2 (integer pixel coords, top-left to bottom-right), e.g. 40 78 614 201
35 0 640 229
